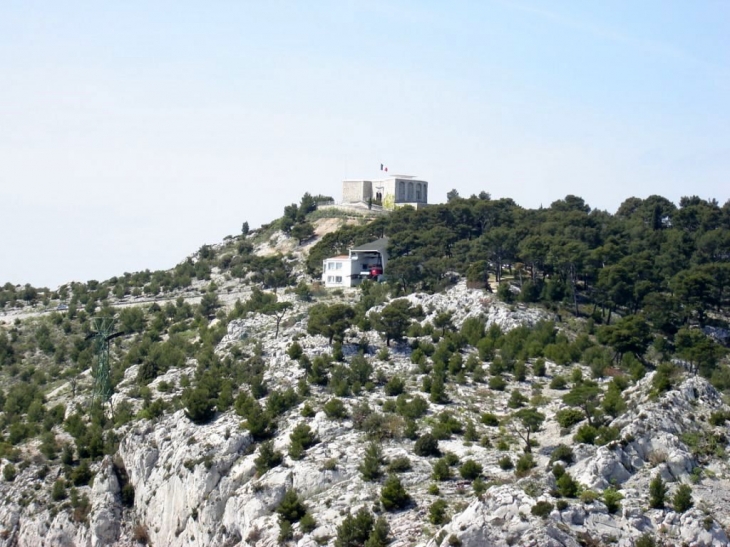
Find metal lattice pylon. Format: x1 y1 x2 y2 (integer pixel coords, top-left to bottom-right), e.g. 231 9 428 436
87 317 123 404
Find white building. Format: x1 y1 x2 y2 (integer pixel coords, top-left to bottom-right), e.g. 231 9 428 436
342 176 428 210
322 238 389 288
322 255 350 287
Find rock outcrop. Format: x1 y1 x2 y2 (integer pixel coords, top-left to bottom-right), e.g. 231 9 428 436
1 282 729 547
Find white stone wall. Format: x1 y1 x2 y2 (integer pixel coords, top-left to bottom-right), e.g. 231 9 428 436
377 179 397 203
342 180 372 203
343 177 428 208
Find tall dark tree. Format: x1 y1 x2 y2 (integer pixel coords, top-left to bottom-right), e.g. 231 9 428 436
512 407 545 453
307 303 355 344
598 315 653 363
562 383 601 426
291 222 315 245
675 328 725 377
370 299 417 346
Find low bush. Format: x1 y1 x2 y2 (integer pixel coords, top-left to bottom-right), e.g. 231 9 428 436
488 375 507 391
380 475 410 511
555 408 584 430
579 490 599 504
414 434 440 457
388 456 412 473
459 460 483 480
3 463 16 482
550 444 574 464
276 488 307 524
573 424 597 445
323 398 348 419
255 441 283 475
432 459 452 481
429 499 449 525
498 456 513 470
480 412 500 427
384 376 405 396
556 472 579 498
549 376 568 390
603 487 623 514
673 484 693 513
649 474 667 509
531 500 553 518
515 453 536 478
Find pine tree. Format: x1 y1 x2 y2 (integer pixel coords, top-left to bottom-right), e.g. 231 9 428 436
507 389 528 409
254 440 283 476
672 484 693 513
430 373 448 404
335 508 374 547
380 475 410 511
276 488 307 524
648 474 667 509
51 479 67 501
429 499 449 525
289 423 318 460
556 472 578 498
414 433 440 457
463 420 479 442
365 516 390 547
359 442 384 481
431 458 451 481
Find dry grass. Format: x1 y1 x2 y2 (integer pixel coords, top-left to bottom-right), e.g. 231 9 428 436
132 523 150 544
648 450 668 467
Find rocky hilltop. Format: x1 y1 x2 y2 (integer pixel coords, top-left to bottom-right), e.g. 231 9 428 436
1 196 730 547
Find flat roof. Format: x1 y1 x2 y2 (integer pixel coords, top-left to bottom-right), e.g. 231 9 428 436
377 176 426 183
343 176 425 182
325 255 350 260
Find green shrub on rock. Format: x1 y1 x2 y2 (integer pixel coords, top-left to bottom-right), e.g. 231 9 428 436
555 408 584 430
414 434 440 457
603 487 624 514
649 474 667 509
673 484 693 513
459 460 483 480
380 475 410 511
3 463 16 482
429 499 449 525
323 398 348 420
255 441 283 476
550 444 575 464
531 500 553 518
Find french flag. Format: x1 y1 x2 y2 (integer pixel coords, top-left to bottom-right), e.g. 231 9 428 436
380 163 388 172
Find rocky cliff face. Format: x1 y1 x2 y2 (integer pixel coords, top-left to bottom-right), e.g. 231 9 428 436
1 282 730 547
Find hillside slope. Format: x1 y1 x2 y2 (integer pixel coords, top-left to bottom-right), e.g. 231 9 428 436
0 278 729 546
1 195 730 547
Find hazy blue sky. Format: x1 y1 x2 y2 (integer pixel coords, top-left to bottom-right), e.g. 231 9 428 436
1 1 728 288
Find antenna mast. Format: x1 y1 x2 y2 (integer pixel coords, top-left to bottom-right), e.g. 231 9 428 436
86 317 123 406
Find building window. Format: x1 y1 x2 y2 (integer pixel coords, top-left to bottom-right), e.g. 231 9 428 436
335 276 342 283
336 262 343 270
416 184 422 201
399 181 406 200
407 182 414 201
